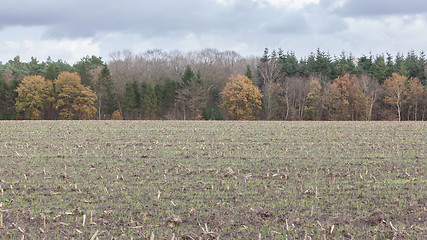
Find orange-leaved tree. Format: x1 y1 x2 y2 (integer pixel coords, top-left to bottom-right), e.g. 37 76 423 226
328 74 368 120
220 74 263 120
15 75 53 119
55 72 97 120
383 73 407 121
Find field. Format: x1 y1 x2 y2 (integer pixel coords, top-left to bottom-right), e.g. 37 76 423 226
0 121 425 239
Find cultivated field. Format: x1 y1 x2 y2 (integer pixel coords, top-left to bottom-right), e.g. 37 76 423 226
0 121 425 239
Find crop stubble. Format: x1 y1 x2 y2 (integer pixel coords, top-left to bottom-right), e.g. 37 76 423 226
0 121 425 239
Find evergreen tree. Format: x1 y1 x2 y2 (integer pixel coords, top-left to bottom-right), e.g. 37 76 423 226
140 82 157 119
96 65 116 119
182 65 195 86
245 65 253 81
122 81 140 119
372 55 387 84
73 56 104 87
155 78 178 117
279 51 300 77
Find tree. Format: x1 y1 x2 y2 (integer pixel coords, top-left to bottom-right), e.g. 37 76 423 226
55 72 97 120
335 51 356 76
73 56 104 87
328 74 367 120
383 73 407 121
220 75 263 120
245 65 253 81
279 50 300 77
359 74 381 120
94 65 116 119
356 54 374 76
15 75 53 119
155 78 179 118
258 49 281 120
140 82 157 119
112 110 123 120
406 77 424 120
45 59 72 81
372 55 388 84
122 81 140 119
176 67 210 120
304 77 323 120
0 74 16 119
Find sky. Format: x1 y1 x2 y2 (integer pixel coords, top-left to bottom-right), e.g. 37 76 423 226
1 0 426 64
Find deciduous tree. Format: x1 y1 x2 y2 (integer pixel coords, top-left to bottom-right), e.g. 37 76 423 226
258 49 281 120
55 72 97 120
220 75 263 120
383 73 407 121
15 75 53 119
304 77 322 120
328 74 367 120
359 74 381 120
406 77 424 120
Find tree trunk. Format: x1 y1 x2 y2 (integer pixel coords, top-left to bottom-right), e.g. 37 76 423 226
98 95 102 120
397 101 401 121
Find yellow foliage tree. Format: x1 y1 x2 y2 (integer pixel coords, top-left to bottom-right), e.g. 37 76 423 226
112 110 123 120
15 75 53 120
383 73 407 121
220 74 263 120
55 72 97 120
328 74 368 120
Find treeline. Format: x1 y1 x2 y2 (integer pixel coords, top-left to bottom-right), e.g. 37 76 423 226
0 48 426 120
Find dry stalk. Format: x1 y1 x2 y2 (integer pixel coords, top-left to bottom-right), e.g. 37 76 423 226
142 213 147 225
150 232 155 240
0 213 3 228
41 213 46 228
285 219 289 231
317 220 325 231
90 230 99 240
129 225 144 229
90 211 93 225
390 221 398 232
82 214 86 227
315 187 318 198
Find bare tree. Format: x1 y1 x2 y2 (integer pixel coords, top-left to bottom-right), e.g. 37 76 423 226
359 74 382 121
258 50 282 120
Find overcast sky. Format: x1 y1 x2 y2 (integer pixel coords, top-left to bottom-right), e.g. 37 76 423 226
1 0 426 64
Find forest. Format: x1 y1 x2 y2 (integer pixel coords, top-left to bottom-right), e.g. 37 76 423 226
0 48 426 121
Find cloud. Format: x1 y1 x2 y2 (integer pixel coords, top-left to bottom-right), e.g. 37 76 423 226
0 0 425 63
0 26 100 63
334 0 427 17
0 0 314 39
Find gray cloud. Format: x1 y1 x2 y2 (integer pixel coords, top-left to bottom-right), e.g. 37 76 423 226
0 0 426 63
0 0 311 39
334 0 427 17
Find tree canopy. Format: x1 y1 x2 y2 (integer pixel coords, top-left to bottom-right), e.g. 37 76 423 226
1 49 426 120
